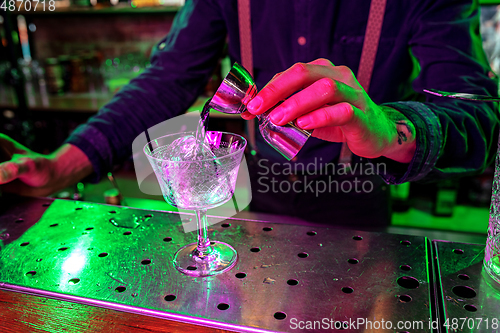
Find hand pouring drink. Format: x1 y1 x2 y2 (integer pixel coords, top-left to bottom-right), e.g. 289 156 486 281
208 62 311 161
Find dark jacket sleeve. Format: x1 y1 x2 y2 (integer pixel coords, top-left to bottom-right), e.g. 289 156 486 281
377 0 499 184
65 0 226 182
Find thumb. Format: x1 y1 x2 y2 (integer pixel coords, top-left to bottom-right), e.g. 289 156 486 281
0 159 32 184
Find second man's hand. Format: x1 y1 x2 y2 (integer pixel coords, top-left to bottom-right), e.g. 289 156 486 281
0 134 93 197
242 59 417 164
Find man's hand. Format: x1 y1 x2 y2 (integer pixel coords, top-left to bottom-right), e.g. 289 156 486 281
0 134 93 196
242 59 416 163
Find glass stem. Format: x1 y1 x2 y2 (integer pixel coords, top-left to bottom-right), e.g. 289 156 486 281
196 209 212 257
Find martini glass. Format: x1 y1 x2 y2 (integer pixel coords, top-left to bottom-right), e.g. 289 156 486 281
144 131 247 277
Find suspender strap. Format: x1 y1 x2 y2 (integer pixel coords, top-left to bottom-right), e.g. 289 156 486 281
237 0 257 153
238 0 253 77
340 0 387 164
357 0 387 92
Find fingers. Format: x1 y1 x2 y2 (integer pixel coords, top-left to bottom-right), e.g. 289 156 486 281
0 158 33 184
311 126 346 143
296 102 360 130
247 62 360 120
247 62 334 115
270 79 361 126
308 58 334 67
241 111 256 120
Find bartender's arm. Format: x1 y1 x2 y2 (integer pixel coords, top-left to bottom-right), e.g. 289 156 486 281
242 58 417 164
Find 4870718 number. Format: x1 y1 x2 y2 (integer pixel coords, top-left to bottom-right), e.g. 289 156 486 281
444 318 499 331
1 0 56 11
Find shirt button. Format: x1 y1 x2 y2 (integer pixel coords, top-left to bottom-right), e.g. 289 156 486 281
298 36 306 46
158 42 166 50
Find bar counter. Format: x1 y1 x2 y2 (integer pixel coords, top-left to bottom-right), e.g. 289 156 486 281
0 195 498 332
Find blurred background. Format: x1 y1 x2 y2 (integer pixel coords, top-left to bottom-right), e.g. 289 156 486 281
0 0 499 239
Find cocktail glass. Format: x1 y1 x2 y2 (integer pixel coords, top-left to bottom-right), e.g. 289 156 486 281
144 131 246 277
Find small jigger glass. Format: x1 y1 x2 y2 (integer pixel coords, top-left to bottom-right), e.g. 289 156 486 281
209 63 311 160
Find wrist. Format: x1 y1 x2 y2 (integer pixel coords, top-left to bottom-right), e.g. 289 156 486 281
380 105 417 164
49 144 93 190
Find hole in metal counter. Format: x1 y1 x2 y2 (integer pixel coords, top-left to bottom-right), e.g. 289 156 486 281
398 294 412 303
463 304 477 312
217 303 230 310
20 242 29 247
98 252 108 257
187 265 197 271
297 252 309 258
115 286 126 293
457 274 470 280
163 237 172 242
400 265 412 271
307 231 317 236
348 258 359 264
287 279 299 286
397 276 420 289
453 248 464 254
263 227 273 232
69 278 80 285
250 247 261 253
26 271 36 276
352 235 363 241
452 285 476 298
400 240 411 246
49 224 58 227
141 259 152 265
58 247 69 251
123 231 132 235
235 272 247 279
15 218 24 223
274 312 286 320
221 223 231 228
342 287 354 294
164 294 176 302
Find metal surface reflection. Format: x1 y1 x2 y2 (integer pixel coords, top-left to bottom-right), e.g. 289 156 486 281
0 197 434 332
434 241 500 332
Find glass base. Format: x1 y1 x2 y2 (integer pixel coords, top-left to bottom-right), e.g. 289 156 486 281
173 241 238 277
484 255 500 285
